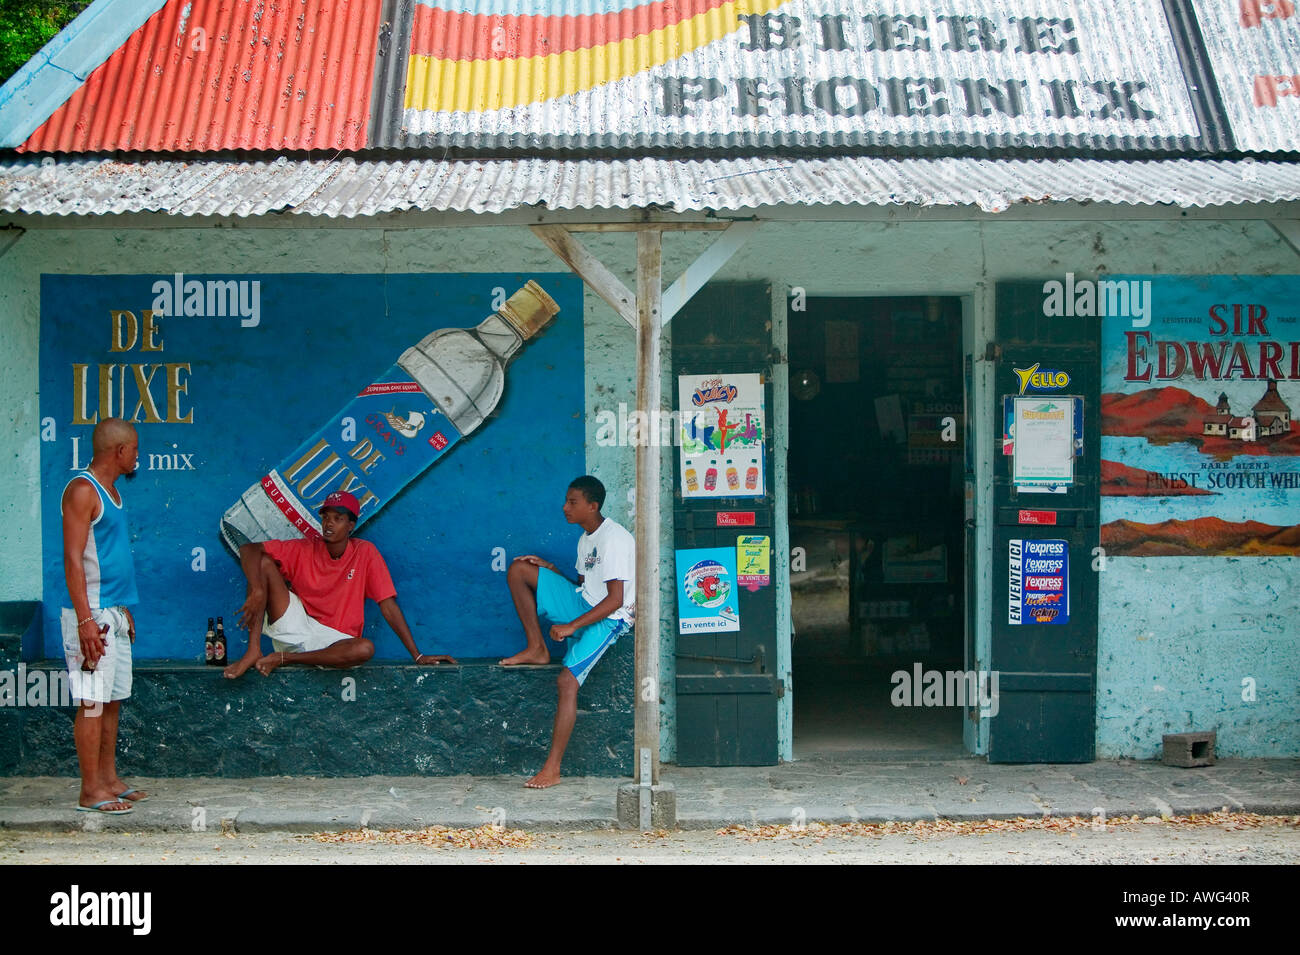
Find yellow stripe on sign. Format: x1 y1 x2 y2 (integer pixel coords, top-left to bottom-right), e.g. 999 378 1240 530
404 0 790 113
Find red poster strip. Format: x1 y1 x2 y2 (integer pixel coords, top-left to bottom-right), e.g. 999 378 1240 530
1018 509 1058 525
716 512 756 526
261 475 322 540
359 382 422 396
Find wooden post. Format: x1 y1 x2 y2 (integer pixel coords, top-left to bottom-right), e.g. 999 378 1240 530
634 228 662 785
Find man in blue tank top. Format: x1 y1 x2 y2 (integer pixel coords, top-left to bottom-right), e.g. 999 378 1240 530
61 418 146 815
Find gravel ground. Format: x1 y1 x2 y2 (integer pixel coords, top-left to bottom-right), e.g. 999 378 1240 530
3 819 1298 864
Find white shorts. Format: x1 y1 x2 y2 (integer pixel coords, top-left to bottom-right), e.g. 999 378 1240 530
265 593 353 654
61 606 133 704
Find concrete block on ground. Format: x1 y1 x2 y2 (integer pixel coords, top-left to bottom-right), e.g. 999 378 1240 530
1162 731 1216 768
616 781 676 830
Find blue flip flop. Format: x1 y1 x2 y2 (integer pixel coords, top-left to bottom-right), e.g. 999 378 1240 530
117 788 149 802
77 799 133 815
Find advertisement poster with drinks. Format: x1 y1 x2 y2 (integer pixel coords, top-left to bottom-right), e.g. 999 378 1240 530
678 373 765 499
675 547 741 634
39 273 584 660
1008 539 1070 626
1100 275 1300 556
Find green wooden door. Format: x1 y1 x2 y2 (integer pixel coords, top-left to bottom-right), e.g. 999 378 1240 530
672 282 780 767
989 281 1099 763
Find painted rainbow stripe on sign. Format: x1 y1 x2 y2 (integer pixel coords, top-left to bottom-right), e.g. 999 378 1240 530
405 0 789 113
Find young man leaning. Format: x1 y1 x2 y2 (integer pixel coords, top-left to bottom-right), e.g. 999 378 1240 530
224 491 454 678
501 475 634 788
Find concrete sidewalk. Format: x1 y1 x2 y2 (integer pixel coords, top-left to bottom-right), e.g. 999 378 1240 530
2 756 1297 832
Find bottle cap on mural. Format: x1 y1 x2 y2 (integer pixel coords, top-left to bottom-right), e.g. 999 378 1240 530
319 491 360 519
499 280 559 340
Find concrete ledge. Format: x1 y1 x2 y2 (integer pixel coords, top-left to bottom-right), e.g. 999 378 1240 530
0 640 633 777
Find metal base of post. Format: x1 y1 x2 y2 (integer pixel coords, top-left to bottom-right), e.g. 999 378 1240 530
616 781 677 830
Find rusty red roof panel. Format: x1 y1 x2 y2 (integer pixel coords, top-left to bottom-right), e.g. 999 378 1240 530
20 0 381 153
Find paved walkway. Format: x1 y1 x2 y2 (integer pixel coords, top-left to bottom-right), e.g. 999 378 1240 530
2 756 1296 832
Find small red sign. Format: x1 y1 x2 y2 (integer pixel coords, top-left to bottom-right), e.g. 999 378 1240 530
429 432 448 450
716 512 755 526
1018 509 1057 525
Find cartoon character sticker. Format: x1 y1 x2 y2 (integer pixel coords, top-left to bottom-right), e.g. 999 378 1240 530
675 547 740 633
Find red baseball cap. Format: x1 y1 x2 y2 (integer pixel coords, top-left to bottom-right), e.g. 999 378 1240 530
319 491 360 519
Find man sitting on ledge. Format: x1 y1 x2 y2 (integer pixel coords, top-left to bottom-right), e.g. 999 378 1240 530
224 491 454 678
500 475 635 788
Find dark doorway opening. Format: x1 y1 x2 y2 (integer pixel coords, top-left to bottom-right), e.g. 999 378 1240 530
788 296 966 757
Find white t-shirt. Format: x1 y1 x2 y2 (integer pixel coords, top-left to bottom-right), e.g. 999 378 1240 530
575 517 636 625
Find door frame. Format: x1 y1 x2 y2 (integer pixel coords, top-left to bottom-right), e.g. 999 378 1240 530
774 287 988 760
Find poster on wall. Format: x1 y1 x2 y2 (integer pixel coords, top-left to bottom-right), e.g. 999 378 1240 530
678 373 765 499
1011 396 1076 486
1008 539 1070 626
39 273 584 660
675 547 740 633
1101 275 1300 556
736 535 770 592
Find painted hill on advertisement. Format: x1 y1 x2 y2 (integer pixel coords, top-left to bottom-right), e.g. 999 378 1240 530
1101 517 1300 556
1100 459 1214 496
1103 386 1300 457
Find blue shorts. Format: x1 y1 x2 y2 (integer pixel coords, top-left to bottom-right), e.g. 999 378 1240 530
535 568 629 686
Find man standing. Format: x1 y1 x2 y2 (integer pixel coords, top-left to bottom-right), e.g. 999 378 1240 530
223 491 454 678
62 417 146 814
501 475 635 788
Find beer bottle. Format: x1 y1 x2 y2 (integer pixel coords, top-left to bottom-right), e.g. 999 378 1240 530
205 617 215 666
219 281 559 550
214 616 227 665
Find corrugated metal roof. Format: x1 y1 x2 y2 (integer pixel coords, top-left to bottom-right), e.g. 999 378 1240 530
3 156 1298 217
2 0 1248 155
0 0 168 148
21 0 382 152
389 0 1211 153
1190 0 1300 153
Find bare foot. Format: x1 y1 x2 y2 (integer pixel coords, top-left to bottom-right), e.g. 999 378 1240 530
105 778 148 802
500 647 551 666
255 651 287 676
524 767 562 789
223 650 262 679
79 788 132 813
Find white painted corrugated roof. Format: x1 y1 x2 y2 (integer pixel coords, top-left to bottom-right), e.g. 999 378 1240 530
2 156 1298 218
1190 0 1300 154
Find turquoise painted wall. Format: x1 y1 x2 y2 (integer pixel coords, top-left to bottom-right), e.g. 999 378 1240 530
2 217 1297 758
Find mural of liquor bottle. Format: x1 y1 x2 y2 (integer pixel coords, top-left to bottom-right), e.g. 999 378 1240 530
219 281 559 551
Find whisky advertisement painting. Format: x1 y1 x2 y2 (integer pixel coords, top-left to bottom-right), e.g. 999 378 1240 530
39 273 584 660
1101 275 1300 556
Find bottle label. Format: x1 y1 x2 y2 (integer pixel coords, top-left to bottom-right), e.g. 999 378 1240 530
255 366 464 535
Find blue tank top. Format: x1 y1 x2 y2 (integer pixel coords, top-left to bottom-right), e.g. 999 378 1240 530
63 471 139 609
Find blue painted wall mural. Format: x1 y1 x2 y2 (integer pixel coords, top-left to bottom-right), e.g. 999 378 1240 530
39 273 584 661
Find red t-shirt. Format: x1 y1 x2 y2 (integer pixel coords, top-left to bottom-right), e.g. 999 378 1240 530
262 538 396 638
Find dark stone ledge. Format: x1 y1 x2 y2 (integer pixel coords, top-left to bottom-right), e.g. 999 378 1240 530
0 640 633 777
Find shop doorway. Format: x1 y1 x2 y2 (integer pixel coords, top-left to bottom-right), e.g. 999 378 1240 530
788 296 967 757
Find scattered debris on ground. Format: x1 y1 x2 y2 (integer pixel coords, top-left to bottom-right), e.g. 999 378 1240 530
719 810 1300 842
311 824 534 850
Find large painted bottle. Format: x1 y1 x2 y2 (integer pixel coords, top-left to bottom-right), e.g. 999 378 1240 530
219 281 559 552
